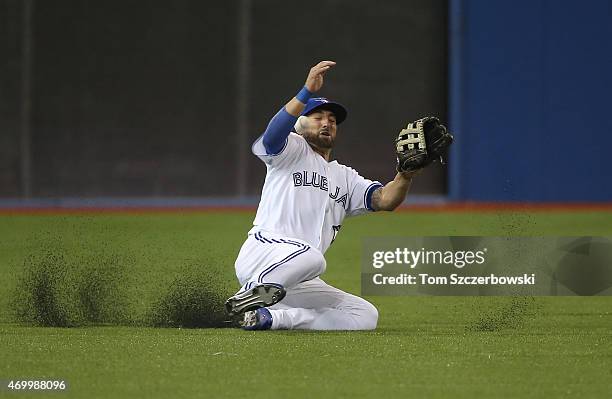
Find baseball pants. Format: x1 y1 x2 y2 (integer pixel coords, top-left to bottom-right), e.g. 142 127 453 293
234 230 378 330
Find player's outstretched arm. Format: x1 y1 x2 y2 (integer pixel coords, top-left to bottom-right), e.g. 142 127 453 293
260 61 336 155
370 171 420 211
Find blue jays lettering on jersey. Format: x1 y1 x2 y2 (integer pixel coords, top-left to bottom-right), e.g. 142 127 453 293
251 132 382 253
292 171 350 209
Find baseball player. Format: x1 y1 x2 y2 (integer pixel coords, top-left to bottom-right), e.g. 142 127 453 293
225 60 452 330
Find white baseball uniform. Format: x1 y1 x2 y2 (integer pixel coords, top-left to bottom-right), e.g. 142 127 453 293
233 132 382 330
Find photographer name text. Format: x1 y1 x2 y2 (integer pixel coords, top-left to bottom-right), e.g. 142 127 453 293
371 273 536 286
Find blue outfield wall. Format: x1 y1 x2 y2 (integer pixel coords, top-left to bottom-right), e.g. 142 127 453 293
448 0 612 202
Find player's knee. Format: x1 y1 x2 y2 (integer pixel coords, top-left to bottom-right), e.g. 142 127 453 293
317 255 327 276
307 249 327 276
355 301 378 330
362 303 379 330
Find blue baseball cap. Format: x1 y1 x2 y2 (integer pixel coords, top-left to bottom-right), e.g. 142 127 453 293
301 97 348 124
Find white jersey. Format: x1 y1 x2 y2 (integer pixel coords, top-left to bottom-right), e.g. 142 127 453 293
250 132 382 254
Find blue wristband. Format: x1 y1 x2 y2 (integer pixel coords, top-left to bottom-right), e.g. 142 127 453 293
296 86 312 104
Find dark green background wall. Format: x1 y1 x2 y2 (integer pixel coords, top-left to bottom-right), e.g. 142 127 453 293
0 0 448 198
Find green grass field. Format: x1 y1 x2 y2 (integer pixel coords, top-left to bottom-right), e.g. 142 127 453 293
1 211 611 398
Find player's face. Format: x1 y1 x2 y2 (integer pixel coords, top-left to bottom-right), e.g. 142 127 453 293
304 109 337 149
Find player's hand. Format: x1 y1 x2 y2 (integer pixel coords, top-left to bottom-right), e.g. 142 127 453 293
305 61 336 93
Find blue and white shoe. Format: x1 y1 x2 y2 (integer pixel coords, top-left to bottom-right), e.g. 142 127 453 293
225 283 286 316
240 308 273 330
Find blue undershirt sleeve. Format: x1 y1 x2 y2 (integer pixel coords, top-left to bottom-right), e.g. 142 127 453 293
261 107 298 155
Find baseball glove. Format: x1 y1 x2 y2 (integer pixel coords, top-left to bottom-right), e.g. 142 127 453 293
395 116 454 173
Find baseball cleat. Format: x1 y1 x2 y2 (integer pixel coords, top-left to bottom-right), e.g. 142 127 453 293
240 308 273 330
225 283 286 316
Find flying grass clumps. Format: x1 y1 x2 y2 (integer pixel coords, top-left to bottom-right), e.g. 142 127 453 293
11 245 235 329
148 266 233 328
467 297 539 332
12 251 81 327
75 255 131 324
11 248 132 327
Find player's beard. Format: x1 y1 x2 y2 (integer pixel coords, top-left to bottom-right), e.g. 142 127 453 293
305 130 334 149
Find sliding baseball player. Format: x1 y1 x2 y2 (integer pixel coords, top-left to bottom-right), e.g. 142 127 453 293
225 60 452 330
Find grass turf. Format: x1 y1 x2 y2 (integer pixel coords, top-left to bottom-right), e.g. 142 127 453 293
1 211 611 398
